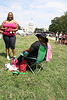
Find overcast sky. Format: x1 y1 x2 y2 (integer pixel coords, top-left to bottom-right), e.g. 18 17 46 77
0 0 67 29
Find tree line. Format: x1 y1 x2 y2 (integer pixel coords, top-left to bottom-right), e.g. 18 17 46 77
49 11 67 34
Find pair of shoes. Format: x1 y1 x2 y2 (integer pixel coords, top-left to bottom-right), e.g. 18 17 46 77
13 70 19 75
7 56 10 60
19 72 25 74
13 56 16 62
13 70 25 75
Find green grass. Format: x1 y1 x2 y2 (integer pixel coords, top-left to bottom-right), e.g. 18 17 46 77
0 35 67 100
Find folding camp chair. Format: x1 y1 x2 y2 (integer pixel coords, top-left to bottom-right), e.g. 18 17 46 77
20 44 47 75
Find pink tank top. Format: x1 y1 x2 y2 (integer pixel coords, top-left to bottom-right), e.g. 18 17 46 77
63 35 65 38
3 21 16 36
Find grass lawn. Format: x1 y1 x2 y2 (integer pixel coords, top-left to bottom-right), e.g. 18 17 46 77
0 34 67 100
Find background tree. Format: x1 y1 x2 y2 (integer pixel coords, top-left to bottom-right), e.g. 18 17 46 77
49 11 67 35
0 25 1 29
18 24 22 30
34 28 44 33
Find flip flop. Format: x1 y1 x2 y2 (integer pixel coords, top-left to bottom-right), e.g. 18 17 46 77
19 72 25 74
13 70 19 75
20 53 24 56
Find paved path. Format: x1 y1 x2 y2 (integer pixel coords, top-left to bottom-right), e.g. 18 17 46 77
47 36 55 40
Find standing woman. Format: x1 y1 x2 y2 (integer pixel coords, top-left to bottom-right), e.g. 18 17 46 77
55 32 58 43
62 33 65 45
58 32 62 44
1 12 18 60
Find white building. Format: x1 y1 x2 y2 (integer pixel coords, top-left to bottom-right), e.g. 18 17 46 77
19 19 47 35
27 20 35 34
22 19 35 35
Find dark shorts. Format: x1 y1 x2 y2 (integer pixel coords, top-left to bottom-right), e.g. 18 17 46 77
59 38 61 40
63 38 65 40
56 37 58 40
3 35 16 49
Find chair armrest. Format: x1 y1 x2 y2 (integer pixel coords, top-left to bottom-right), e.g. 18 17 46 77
20 53 24 56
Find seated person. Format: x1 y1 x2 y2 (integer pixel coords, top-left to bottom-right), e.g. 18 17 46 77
12 33 48 73
17 33 48 63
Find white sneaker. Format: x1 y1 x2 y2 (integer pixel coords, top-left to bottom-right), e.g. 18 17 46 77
7 56 10 60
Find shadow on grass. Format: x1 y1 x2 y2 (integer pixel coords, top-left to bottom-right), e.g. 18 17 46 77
0 52 12 58
0 61 4 67
0 52 6 58
0 61 4 63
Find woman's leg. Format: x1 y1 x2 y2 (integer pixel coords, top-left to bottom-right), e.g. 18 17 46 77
6 48 9 56
59 39 61 44
12 49 16 57
55 38 57 43
3 35 10 59
58 39 60 44
64 40 65 45
10 36 16 57
6 48 10 60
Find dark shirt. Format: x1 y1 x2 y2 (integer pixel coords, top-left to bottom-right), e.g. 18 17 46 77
27 41 47 58
17 41 47 63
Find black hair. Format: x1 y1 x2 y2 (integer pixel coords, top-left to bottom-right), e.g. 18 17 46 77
39 35 48 43
44 38 48 43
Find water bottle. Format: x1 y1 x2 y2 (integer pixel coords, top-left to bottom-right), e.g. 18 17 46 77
24 51 29 57
10 31 15 34
10 31 12 34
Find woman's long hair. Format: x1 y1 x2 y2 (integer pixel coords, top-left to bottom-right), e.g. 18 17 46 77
7 12 14 20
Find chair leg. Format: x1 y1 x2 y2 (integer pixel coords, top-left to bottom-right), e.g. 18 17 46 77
36 64 38 74
46 61 47 67
37 67 42 73
27 65 35 75
36 62 46 74
36 63 42 74
41 64 44 69
27 62 47 75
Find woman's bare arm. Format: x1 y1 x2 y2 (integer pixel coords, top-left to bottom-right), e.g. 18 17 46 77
22 48 32 54
1 21 8 30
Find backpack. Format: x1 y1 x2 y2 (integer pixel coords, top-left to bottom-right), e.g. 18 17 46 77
46 43 52 61
11 58 27 73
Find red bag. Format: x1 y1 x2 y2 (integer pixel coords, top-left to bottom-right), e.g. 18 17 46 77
11 58 18 66
16 60 27 73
